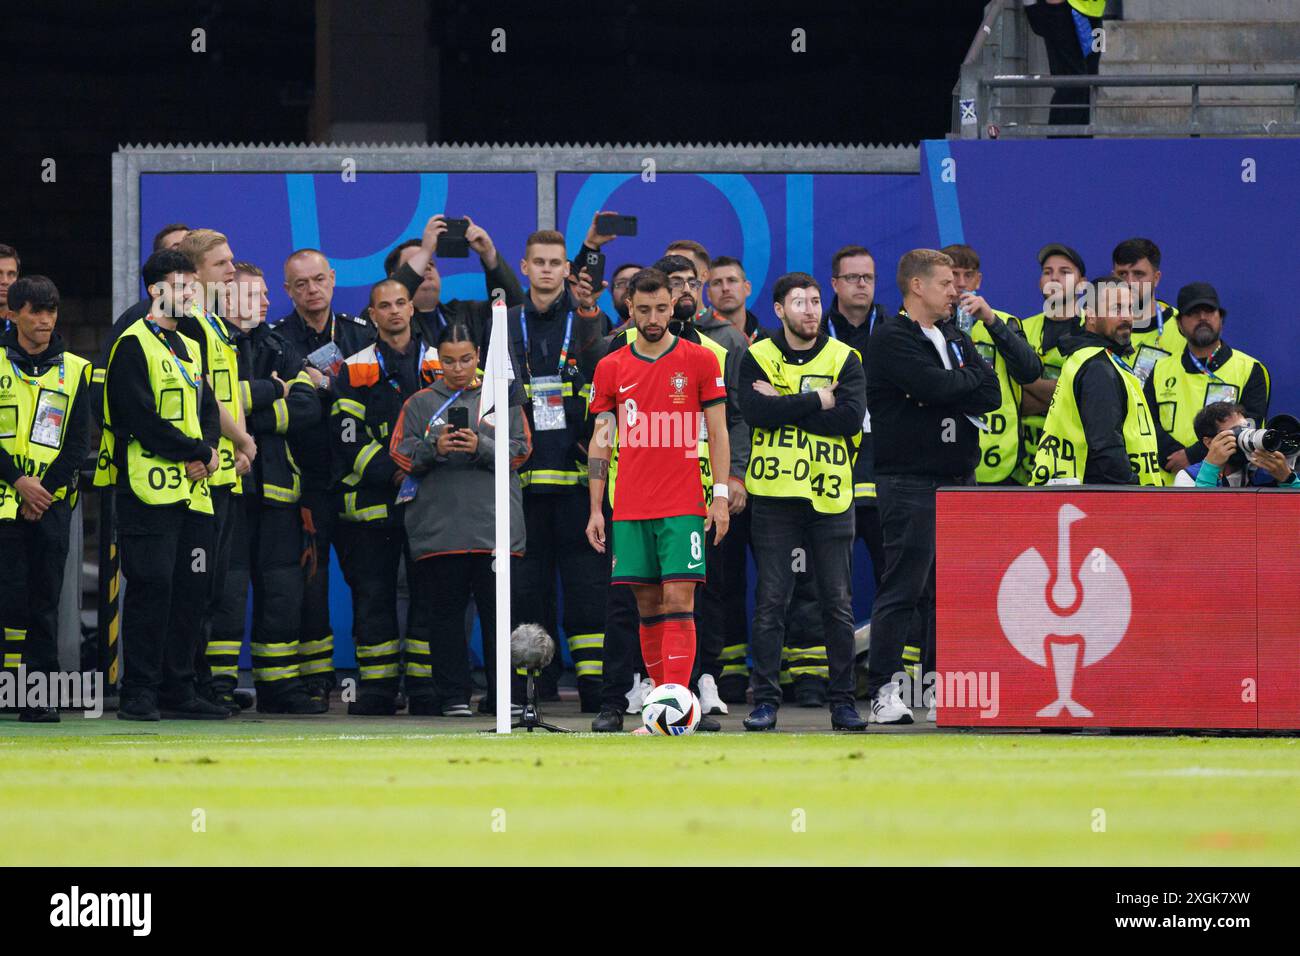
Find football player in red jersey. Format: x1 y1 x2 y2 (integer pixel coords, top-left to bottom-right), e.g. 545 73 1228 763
586 268 730 698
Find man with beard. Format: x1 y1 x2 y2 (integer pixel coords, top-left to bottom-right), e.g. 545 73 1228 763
1031 277 1162 486
1112 237 1182 367
740 273 870 733
1144 282 1270 484
589 255 741 731
585 267 730 733
605 263 644 340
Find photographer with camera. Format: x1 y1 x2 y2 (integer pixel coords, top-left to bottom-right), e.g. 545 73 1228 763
1144 282 1270 485
1174 402 1300 489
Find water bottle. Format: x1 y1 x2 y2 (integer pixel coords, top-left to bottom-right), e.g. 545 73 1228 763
956 304 974 334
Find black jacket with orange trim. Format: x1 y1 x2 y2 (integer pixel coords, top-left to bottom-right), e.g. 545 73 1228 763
329 334 439 525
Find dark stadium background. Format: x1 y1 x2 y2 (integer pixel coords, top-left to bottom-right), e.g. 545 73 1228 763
2 0 986 312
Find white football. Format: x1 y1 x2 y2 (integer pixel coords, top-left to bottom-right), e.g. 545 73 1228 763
641 683 701 736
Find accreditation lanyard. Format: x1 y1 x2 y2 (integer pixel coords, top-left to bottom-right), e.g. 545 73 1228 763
146 321 201 390
11 354 64 391
1187 345 1225 383
827 308 877 341
1108 350 1138 377
421 388 467 443
375 344 418 393
196 306 234 348
1155 303 1165 335
520 310 574 377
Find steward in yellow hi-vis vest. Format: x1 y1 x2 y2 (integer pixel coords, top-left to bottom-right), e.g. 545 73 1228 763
1031 333 1161 487
1015 309 1085 484
738 271 869 729
100 300 231 720
0 277 92 719
1142 282 1270 485
744 335 859 513
179 304 245 494
206 264 328 715
964 309 1042 483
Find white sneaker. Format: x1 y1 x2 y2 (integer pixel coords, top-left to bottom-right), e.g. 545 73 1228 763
697 674 728 715
625 676 654 715
870 682 915 725
927 702 937 722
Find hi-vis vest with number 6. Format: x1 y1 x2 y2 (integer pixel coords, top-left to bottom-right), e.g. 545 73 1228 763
188 306 243 493
0 349 90 520
971 310 1022 483
1031 346 1161 486
95 321 214 515
746 336 857 514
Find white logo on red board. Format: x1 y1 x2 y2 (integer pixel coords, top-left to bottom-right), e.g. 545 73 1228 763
996 504 1130 718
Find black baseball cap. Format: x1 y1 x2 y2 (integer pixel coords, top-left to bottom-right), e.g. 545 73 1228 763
1176 282 1226 317
1037 243 1086 276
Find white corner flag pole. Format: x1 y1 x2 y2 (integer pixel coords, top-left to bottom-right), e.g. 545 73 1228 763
489 301 512 734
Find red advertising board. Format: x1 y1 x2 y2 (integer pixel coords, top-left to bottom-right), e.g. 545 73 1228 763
1257 491 1300 730
935 488 1297 730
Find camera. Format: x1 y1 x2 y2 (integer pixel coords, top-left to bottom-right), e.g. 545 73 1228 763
1231 425 1281 455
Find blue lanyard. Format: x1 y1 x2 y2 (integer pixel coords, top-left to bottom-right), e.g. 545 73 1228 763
520 310 573 376
828 309 877 340
145 320 201 390
375 343 420 392
948 341 965 369
195 305 233 347
1109 351 1138 377
1155 303 1165 335
1187 345 1225 383
422 389 466 442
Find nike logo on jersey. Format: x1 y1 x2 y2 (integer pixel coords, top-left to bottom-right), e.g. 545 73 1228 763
619 383 638 393
687 561 703 569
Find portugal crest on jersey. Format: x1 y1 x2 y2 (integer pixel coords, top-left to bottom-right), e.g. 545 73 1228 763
669 370 688 404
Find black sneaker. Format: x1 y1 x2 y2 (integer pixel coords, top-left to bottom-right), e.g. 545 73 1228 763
19 706 60 723
347 695 398 716
830 703 869 732
591 708 624 732
233 690 255 710
160 695 231 720
258 691 328 715
117 695 161 722
697 714 721 733
202 686 241 716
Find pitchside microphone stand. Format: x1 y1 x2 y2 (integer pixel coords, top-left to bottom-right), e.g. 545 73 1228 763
510 624 570 733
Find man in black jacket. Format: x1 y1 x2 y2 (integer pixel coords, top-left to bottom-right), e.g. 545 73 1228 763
865 249 1000 724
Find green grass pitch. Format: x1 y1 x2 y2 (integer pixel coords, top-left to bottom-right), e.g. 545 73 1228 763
1 720 1296 866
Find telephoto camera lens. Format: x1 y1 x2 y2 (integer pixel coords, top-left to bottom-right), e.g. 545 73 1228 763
1232 425 1281 454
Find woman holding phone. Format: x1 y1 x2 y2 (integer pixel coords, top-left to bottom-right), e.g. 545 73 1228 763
390 323 530 716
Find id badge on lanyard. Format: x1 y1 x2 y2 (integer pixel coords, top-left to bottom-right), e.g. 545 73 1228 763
1205 381 1239 407
531 376 567 431
31 389 69 448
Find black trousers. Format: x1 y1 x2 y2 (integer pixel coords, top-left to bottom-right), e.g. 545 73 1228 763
514 490 607 705
212 498 305 697
599 515 644 710
694 532 726 682
866 474 963 697
855 502 886 588
1025 1 1102 127
719 500 752 684
0 501 72 677
749 497 856 709
298 488 337 685
408 553 506 706
195 485 236 688
336 520 404 699
118 499 215 702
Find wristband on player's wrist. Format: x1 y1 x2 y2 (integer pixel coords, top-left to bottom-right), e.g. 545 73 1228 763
712 482 730 500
